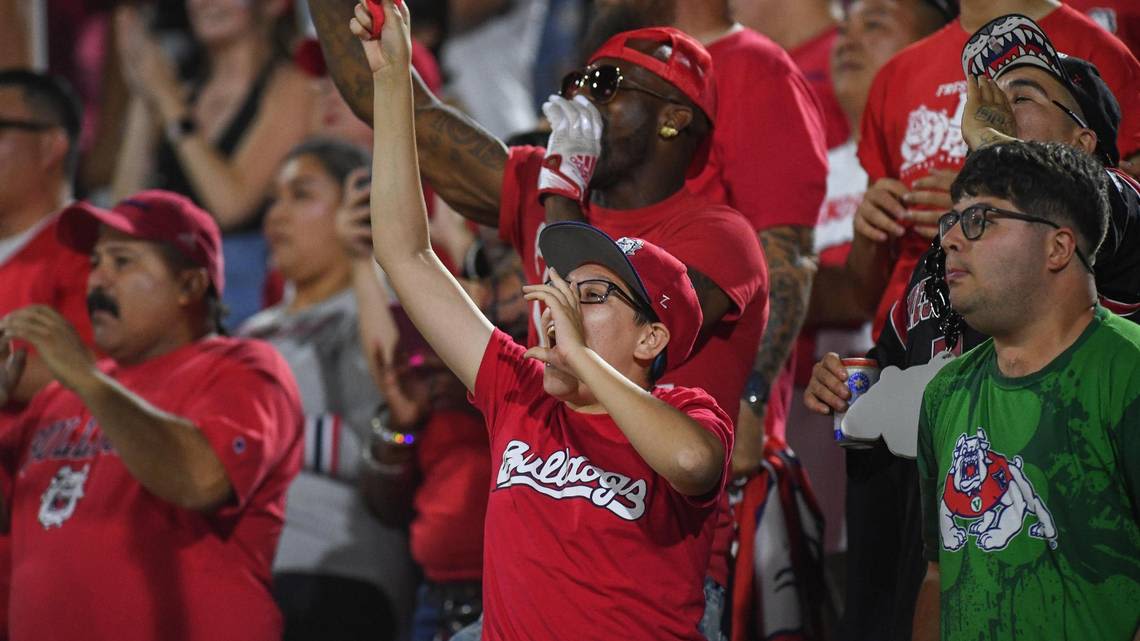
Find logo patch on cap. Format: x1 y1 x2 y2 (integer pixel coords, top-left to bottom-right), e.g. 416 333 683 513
616 237 644 256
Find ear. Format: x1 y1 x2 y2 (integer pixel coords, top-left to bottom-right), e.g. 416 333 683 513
659 103 694 135
1072 127 1098 158
1044 227 1082 273
36 130 69 174
177 268 211 306
633 321 670 364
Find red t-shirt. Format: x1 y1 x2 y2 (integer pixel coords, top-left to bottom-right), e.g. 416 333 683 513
858 5 1140 337
499 146 768 426
472 329 732 641
0 214 90 639
687 27 828 444
789 26 851 150
411 408 490 583
0 215 91 350
1068 0 1140 59
2 337 303 641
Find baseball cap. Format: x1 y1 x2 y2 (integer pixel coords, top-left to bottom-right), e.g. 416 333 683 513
961 13 1121 165
588 26 717 124
538 222 702 377
58 190 225 295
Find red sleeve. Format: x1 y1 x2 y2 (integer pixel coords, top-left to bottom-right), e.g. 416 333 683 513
656 385 733 507
471 329 544 437
498 146 545 250
666 208 768 320
857 64 896 183
182 356 302 516
717 63 828 230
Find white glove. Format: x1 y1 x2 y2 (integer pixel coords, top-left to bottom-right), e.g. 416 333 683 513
538 94 603 203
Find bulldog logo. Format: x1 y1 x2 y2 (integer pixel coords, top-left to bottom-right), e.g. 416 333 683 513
939 428 1058 552
38 464 91 529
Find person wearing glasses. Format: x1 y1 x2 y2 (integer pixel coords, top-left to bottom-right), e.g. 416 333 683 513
804 17 1140 641
350 4 734 640
913 141 1140 640
0 71 92 410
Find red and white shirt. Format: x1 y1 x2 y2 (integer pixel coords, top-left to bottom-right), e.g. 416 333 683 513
1 337 303 641
472 329 732 641
859 5 1140 337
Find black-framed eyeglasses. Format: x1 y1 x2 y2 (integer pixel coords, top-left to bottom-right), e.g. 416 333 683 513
938 204 1093 272
546 277 653 315
560 65 682 106
0 118 56 132
1051 100 1089 130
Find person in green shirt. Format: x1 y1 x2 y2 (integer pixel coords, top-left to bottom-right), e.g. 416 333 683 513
913 140 1140 641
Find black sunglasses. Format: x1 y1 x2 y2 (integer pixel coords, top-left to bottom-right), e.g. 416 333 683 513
0 118 56 132
1051 100 1089 130
560 65 682 106
921 240 963 350
938 204 1094 273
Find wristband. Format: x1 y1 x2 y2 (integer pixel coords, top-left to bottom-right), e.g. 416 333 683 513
361 442 413 476
741 370 770 416
370 413 419 447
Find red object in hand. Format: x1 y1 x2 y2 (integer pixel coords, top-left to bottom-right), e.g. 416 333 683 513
366 0 403 38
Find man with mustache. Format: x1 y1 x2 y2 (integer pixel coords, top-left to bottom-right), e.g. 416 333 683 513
0 190 304 641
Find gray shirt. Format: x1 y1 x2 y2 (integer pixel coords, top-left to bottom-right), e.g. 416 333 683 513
239 289 415 611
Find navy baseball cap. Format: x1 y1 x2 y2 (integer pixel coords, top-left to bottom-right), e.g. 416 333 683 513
538 222 702 375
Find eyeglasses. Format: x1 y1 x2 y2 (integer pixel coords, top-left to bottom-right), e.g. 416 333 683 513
921 239 963 350
938 204 1093 272
1051 100 1089 130
0 118 56 132
545 277 653 315
560 65 682 106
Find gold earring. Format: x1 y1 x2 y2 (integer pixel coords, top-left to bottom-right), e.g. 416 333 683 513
659 125 679 139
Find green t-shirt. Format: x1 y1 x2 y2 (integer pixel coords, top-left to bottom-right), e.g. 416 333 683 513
918 307 1140 641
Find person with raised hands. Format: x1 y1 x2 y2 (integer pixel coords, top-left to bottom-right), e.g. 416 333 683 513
350 2 733 638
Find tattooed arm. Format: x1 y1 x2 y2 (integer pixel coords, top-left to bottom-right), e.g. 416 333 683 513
962 75 1019 152
747 225 818 417
308 0 507 225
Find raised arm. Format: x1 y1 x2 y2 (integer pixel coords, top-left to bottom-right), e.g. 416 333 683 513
309 0 507 226
353 0 493 391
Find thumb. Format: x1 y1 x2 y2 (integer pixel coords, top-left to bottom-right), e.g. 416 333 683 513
523 346 553 364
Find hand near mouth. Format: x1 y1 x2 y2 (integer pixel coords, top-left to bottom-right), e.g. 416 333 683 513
521 268 587 372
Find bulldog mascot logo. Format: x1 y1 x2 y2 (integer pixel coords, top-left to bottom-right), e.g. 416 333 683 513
939 428 1059 552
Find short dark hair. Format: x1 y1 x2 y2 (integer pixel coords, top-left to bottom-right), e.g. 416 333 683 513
0 69 82 179
155 242 229 334
951 141 1110 265
284 138 370 187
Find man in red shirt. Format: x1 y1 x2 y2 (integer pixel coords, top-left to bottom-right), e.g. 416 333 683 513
354 5 734 638
846 0 1140 343
0 71 91 410
0 190 304 641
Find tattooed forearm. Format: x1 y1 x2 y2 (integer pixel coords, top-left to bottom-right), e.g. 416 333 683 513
307 0 507 225
308 0 374 122
686 267 734 331
752 225 817 397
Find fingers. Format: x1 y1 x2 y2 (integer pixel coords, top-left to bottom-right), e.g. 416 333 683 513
5 347 26 383
523 346 554 364
352 2 374 37
856 185 908 241
803 353 852 415
913 224 939 240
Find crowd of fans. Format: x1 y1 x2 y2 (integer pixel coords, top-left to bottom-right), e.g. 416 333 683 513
0 0 1137 640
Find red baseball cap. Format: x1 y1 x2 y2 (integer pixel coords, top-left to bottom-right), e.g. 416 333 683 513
57 190 225 295
588 26 717 124
538 222 702 376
